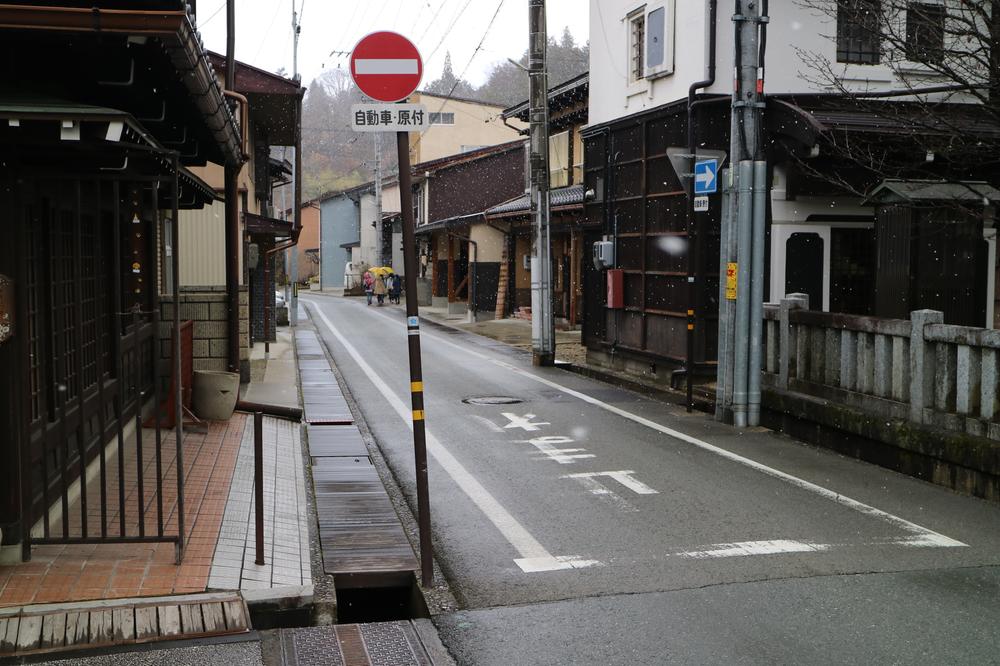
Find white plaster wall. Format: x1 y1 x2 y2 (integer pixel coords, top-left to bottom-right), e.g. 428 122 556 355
358 192 378 267
470 222 505 263
588 0 978 128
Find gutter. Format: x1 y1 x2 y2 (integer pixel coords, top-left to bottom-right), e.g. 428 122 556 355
685 0 718 410
0 3 243 166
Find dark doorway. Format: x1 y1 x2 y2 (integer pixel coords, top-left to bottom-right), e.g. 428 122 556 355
785 232 824 309
912 212 987 327
830 227 875 315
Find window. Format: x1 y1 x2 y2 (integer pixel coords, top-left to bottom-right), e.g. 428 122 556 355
428 112 454 125
906 3 946 64
549 131 570 188
629 9 645 82
837 0 881 64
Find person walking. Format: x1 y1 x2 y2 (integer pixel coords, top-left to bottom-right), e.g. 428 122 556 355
363 270 374 306
389 273 402 304
374 273 387 306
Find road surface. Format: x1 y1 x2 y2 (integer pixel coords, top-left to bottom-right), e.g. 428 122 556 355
304 295 1000 665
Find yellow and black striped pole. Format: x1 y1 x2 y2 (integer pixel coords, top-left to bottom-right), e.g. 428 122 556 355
397 129 433 587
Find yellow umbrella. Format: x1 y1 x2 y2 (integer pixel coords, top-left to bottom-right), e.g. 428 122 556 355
370 266 395 277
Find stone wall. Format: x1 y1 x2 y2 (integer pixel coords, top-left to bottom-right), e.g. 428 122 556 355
159 286 250 382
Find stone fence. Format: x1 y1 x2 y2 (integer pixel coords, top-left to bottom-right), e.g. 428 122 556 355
764 294 1000 441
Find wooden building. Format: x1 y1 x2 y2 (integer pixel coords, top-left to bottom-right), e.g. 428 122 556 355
0 1 242 561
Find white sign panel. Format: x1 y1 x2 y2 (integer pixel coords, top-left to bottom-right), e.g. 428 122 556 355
351 103 429 132
694 196 709 212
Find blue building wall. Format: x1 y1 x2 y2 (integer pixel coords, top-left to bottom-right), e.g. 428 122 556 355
320 194 360 288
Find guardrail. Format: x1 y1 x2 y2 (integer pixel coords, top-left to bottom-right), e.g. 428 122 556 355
763 294 1000 440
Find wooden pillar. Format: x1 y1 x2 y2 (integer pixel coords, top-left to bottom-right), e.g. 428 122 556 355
569 230 579 325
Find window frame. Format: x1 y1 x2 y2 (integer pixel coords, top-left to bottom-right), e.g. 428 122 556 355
627 6 646 84
428 112 455 126
905 2 946 65
643 1 675 80
836 0 882 65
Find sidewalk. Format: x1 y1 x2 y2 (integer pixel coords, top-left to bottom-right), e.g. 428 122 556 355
0 328 314 658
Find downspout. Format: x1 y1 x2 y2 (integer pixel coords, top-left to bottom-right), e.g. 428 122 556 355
684 0 718 411
223 0 242 376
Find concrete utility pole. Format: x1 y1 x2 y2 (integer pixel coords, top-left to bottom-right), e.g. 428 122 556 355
528 0 554 366
374 133 384 266
289 1 303 325
719 0 768 427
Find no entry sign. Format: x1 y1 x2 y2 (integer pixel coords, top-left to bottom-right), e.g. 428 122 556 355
350 31 423 103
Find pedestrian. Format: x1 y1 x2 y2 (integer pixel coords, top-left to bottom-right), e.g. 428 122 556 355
363 270 374 306
374 273 387 306
389 273 402 304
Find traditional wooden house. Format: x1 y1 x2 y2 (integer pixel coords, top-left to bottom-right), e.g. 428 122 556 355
486 74 591 325
0 1 243 562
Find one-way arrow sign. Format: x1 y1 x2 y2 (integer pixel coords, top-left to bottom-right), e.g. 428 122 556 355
694 159 718 195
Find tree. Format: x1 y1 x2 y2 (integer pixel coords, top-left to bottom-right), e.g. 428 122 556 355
423 52 476 98
790 0 1000 208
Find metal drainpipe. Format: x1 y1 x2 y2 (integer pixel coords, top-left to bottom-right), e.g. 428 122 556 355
684 0 717 411
224 0 241 375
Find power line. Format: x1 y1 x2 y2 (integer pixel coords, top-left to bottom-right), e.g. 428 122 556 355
424 0 474 64
417 0 452 44
411 0 508 155
199 0 228 27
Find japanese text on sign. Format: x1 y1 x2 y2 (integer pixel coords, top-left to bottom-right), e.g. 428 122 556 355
351 104 430 132
726 262 738 300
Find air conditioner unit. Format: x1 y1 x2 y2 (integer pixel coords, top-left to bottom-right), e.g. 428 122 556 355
593 241 615 270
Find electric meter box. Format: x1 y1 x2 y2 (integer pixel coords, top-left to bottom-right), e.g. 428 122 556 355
593 241 615 270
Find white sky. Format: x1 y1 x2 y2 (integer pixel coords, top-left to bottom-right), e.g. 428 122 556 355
198 0 590 89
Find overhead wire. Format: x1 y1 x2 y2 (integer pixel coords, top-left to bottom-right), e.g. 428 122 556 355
410 0 509 155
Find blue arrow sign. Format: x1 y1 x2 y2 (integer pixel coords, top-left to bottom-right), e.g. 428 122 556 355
694 159 718 195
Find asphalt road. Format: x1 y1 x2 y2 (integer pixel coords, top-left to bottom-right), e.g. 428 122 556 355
303 295 1000 666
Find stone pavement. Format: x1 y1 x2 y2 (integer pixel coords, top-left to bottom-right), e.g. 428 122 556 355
207 416 312 594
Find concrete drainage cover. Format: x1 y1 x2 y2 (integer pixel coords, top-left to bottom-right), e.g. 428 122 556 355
462 396 523 405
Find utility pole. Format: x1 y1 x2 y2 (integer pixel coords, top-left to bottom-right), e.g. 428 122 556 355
528 0 554 366
720 0 768 427
374 133 384 266
289 1 303 325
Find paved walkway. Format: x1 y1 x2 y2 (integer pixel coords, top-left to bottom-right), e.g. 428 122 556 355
0 417 245 606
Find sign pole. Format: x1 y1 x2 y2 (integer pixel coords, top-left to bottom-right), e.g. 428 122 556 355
350 29 432 587
396 129 433 587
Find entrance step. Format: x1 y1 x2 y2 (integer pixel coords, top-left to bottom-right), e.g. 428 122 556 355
0 592 250 659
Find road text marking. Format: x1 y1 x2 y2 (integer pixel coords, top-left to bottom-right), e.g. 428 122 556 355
561 471 659 495
306 301 602 573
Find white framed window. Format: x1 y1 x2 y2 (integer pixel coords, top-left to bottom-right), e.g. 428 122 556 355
428 112 455 125
627 7 646 83
644 1 675 79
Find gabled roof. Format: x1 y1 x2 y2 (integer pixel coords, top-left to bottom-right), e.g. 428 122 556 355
413 139 525 176
503 73 589 122
865 180 1000 206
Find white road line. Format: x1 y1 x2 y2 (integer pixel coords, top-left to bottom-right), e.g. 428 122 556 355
565 474 638 513
676 540 831 559
562 471 659 495
304 301 601 573
361 305 968 550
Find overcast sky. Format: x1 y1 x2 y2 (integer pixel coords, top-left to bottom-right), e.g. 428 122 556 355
198 0 590 89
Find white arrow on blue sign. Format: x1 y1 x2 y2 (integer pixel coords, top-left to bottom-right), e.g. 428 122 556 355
694 159 718 195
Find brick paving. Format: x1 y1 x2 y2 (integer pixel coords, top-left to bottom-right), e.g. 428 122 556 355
0 415 246 607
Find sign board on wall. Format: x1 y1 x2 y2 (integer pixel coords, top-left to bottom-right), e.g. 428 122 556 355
351 104 430 132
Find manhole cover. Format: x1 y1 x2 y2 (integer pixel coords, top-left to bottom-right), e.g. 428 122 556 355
462 396 523 405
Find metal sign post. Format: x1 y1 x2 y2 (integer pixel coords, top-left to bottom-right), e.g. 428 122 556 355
350 30 433 587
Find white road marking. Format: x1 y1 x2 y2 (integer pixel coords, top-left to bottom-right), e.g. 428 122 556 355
562 471 659 495
373 308 968 550
469 415 505 433
518 435 595 464
563 474 638 513
501 413 550 431
675 540 830 559
305 301 601 573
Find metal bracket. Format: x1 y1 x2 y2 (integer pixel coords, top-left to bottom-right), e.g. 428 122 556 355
732 14 770 24
733 101 768 109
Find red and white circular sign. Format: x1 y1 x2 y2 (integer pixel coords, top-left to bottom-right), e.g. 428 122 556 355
350 31 423 103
